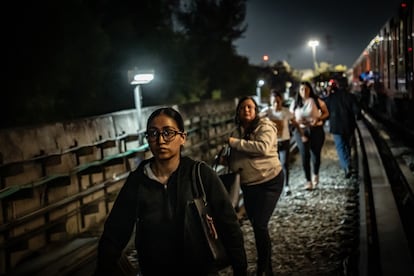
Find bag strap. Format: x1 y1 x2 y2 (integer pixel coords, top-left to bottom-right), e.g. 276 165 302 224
191 161 207 204
212 144 231 173
212 147 223 171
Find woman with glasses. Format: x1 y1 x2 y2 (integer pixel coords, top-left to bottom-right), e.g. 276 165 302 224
227 96 284 276
95 107 247 275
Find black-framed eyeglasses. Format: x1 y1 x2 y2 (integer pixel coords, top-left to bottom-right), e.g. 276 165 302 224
146 128 185 142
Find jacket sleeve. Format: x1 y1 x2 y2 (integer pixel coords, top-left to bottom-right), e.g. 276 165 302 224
94 170 140 275
229 120 277 156
200 163 247 275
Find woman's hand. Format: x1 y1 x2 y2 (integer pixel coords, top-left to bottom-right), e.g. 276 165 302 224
310 118 319 126
219 155 228 166
290 118 299 127
296 117 308 125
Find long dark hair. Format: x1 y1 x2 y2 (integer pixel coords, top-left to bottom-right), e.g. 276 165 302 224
294 81 320 109
234 96 260 140
270 89 283 100
146 107 185 132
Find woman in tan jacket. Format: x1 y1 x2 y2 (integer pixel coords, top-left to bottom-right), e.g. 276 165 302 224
228 96 283 276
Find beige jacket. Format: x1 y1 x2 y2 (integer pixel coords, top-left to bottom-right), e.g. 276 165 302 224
228 117 282 186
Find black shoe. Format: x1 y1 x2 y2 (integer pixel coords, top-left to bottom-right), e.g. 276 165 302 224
344 168 352 179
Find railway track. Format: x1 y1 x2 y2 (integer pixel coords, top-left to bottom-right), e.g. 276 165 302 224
359 110 414 271
356 112 414 275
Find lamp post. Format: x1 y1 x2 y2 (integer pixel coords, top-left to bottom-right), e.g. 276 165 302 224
256 79 264 105
308 40 319 71
129 70 154 131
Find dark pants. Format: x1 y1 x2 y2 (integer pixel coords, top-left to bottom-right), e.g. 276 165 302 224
278 139 290 187
293 125 325 181
241 172 283 275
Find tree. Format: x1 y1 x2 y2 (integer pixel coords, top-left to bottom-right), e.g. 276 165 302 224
269 61 296 93
174 0 250 99
4 0 111 127
2 0 256 128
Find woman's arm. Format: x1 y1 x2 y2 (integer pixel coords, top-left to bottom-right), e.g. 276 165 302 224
318 99 330 121
95 171 139 274
228 120 277 156
310 98 329 126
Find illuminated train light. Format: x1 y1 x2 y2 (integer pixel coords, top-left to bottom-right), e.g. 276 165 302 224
353 0 412 100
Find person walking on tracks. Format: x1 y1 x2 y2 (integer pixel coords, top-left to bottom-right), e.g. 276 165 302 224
261 90 293 196
325 78 361 178
289 81 330 190
227 96 284 275
94 107 247 275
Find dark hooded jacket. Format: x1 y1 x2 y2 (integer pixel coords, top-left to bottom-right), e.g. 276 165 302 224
95 156 247 275
326 87 361 138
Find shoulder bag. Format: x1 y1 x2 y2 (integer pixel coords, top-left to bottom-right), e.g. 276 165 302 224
184 161 230 271
213 145 242 209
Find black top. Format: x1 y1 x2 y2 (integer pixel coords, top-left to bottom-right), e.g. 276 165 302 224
95 156 247 275
325 88 361 137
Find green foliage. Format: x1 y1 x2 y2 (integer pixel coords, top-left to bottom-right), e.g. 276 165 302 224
174 0 249 99
175 0 247 42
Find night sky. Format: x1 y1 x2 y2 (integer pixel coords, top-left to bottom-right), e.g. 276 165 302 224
234 0 405 69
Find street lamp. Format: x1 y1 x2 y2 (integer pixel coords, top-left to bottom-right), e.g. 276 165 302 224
256 79 265 105
308 40 319 71
129 70 154 131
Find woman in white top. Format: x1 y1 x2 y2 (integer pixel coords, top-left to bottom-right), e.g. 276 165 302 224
263 90 293 195
289 82 329 190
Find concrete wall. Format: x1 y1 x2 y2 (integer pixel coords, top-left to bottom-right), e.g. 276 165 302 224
0 100 236 166
0 99 238 273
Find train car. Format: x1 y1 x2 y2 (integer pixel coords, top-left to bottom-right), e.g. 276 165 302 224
352 1 413 122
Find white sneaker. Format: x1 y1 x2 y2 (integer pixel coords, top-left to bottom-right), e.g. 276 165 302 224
312 175 319 187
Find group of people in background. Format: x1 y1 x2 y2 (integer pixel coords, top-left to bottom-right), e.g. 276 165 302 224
264 77 361 193
94 78 361 275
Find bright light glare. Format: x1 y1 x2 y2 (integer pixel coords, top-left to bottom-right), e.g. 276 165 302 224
308 40 319 48
257 79 265 87
131 73 154 85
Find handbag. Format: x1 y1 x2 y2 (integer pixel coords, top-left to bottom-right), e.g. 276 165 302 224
213 145 242 209
184 161 230 270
